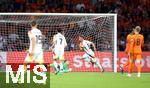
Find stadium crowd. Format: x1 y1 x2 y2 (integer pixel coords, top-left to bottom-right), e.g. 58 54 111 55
0 0 149 51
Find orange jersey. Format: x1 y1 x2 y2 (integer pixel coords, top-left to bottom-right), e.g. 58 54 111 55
125 34 134 53
133 34 144 54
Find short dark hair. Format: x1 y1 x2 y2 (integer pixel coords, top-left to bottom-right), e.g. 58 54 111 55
57 28 63 33
31 21 37 27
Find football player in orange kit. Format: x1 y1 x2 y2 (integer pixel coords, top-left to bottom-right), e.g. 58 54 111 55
127 26 144 77
120 30 134 74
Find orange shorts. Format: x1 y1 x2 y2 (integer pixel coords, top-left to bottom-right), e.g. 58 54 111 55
128 53 134 60
133 53 142 60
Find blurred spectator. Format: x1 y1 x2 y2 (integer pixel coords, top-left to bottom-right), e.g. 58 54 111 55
0 0 149 51
65 0 74 13
8 33 19 42
0 35 7 51
42 35 50 51
76 1 86 13
7 28 22 51
69 39 75 51
119 36 126 51
94 0 109 13
61 5 68 13
0 35 4 51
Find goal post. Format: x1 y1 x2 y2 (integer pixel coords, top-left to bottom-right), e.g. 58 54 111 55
0 13 117 72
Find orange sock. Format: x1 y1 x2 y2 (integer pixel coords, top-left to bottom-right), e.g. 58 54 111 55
131 62 134 72
125 55 131 71
137 63 141 73
128 59 135 73
128 62 132 73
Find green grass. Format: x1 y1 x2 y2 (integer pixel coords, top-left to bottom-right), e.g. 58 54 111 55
0 72 150 88
50 72 150 88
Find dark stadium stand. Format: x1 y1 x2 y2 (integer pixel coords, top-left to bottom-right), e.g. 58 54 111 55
0 0 149 51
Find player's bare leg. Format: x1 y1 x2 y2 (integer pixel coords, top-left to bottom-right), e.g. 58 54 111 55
136 59 141 78
53 60 60 74
51 54 67 75
52 55 60 74
91 58 104 72
59 61 64 73
127 59 132 77
24 54 34 72
127 59 134 77
59 56 67 73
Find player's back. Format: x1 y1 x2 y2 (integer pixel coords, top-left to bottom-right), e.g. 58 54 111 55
133 34 144 54
54 33 67 49
29 28 43 52
125 34 134 53
82 40 92 52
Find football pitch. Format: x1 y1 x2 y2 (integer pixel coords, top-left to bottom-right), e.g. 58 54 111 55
0 72 150 88
50 72 150 88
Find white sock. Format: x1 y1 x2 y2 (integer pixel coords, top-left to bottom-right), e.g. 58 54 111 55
137 72 141 77
59 62 63 71
53 61 59 71
91 58 103 70
95 61 103 70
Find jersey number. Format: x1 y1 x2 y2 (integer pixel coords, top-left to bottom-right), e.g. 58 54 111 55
59 38 63 45
36 35 42 44
136 38 140 46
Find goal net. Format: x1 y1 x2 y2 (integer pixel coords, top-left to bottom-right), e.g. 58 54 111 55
0 13 117 72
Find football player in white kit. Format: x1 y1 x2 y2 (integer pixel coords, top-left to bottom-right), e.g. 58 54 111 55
50 29 67 74
25 21 43 64
22 21 46 84
79 35 104 72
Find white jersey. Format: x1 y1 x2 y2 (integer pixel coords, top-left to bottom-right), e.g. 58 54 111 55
81 40 93 54
53 33 67 50
28 28 43 53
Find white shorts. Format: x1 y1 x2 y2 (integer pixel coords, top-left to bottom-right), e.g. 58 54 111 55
53 48 64 59
83 51 95 62
25 52 43 63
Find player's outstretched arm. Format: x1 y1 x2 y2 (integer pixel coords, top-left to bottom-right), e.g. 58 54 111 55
49 43 54 52
79 43 83 50
91 42 96 51
30 37 36 56
64 39 67 48
50 35 56 51
28 31 35 56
